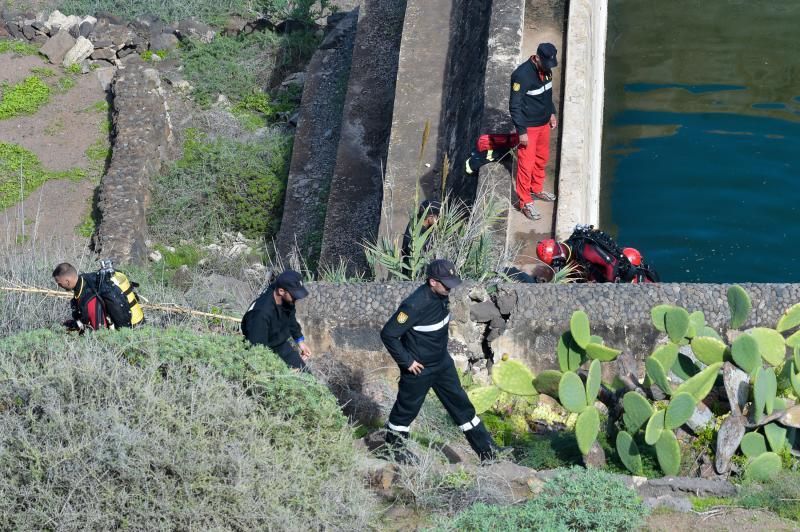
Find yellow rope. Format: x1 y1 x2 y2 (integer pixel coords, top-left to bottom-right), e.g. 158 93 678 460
0 285 242 323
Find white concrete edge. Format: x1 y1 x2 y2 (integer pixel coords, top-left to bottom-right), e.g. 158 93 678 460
555 0 608 240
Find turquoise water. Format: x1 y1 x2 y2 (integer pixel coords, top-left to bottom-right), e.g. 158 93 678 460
600 0 800 282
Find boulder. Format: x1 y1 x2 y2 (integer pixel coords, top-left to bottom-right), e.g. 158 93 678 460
583 440 606 469
715 414 746 474
40 29 76 64
477 461 540 501
63 36 94 67
639 477 737 498
470 300 501 323
46 10 81 33
21 22 36 39
184 273 252 312
779 405 800 428
723 362 749 416
94 67 116 91
177 17 215 43
79 16 96 38
686 401 715 432
644 495 693 513
149 32 179 51
90 47 116 61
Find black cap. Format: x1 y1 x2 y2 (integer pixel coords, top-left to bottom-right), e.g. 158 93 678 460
275 270 309 300
418 199 441 217
536 42 558 70
426 259 462 290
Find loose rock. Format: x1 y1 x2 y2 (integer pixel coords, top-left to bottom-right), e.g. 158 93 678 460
63 36 94 67
40 29 76 64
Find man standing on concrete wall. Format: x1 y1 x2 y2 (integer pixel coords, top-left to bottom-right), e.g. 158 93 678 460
380 259 501 463
509 42 559 221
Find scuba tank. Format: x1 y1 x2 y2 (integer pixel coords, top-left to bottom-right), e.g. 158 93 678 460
96 259 145 327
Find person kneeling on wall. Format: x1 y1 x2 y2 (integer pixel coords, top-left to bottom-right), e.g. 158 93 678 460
380 259 506 464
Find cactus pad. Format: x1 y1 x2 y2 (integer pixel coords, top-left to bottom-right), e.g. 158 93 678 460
467 385 501 415
570 310 591 349
651 344 679 371
745 451 782 482
791 366 800 398
655 430 681 476
533 370 563 397
689 311 706 332
665 307 691 344
672 353 701 381
645 410 666 445
764 422 787 452
651 304 673 332
616 430 643 475
727 285 752 329
731 334 761 374
557 332 585 373
786 329 800 349
585 343 621 362
585 359 602 404
665 392 696 430
645 357 672 396
776 302 800 333
622 391 654 434
747 327 786 367
740 431 767 459
754 366 778 421
558 371 588 414
575 405 600 455
697 326 723 341
674 362 723 402
492 359 537 396
690 336 727 366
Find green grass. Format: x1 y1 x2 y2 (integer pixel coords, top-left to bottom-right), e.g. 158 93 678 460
0 76 51 120
0 143 87 210
737 470 800 522
85 137 111 163
56 75 76 92
0 38 40 55
75 208 96 237
691 496 733 511
30 66 57 77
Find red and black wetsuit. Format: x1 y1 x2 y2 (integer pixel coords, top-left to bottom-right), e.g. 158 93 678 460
71 273 108 330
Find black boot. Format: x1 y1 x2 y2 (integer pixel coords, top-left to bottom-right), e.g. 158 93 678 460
464 422 510 463
384 429 419 465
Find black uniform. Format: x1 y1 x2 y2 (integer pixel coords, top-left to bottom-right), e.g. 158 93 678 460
381 284 495 459
509 59 555 134
241 285 306 369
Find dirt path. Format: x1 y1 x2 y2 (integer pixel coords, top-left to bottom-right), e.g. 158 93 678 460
646 508 800 531
0 51 108 246
508 0 566 267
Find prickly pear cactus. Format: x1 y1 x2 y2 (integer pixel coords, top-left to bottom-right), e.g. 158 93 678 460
585 342 620 362
558 371 587 414
651 344 679 372
764 423 787 452
645 357 672 396
622 391 653 434
690 336 727 366
754 366 778 421
727 285 752 329
664 392 696 430
533 370 562 398
745 451 782 481
645 410 665 446
665 307 690 344
616 430 643 475
674 362 723 402
570 310 591 349
557 332 585 372
468 385 501 415
740 431 767 459
746 327 786 367
654 430 681 476
732 334 761 374
575 405 600 455
585 359 602 405
492 359 536 396
776 302 800 333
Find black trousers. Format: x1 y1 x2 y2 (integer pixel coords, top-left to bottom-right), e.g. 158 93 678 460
387 357 478 432
274 341 306 370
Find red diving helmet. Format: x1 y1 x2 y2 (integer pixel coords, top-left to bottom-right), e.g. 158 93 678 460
622 247 642 266
536 239 569 266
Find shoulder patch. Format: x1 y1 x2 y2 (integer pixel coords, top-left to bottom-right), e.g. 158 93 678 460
512 82 521 92
397 311 408 324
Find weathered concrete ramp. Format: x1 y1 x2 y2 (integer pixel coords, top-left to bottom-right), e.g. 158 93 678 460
377 0 455 240
318 0 407 272
275 11 358 265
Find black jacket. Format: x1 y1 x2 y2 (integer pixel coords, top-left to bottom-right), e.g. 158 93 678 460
509 59 555 134
241 286 304 348
381 284 451 370
71 272 134 329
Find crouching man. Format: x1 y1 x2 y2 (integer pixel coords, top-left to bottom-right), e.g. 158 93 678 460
380 259 502 463
241 270 312 370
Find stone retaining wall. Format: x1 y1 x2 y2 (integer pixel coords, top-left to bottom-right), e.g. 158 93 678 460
296 281 800 377
94 64 174 264
554 0 607 239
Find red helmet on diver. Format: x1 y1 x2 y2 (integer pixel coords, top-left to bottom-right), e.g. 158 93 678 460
536 239 569 266
622 247 642 266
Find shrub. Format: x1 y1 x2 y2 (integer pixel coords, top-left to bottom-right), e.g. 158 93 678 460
0 76 51 120
148 129 290 241
0 328 376 530
737 470 800 522
434 467 648 532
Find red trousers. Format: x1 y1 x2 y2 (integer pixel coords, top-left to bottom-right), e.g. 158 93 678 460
476 124 550 208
